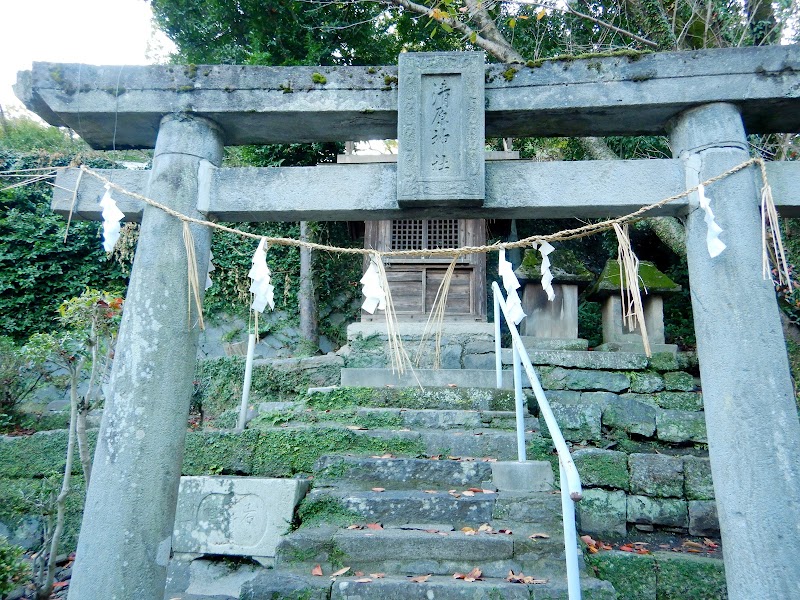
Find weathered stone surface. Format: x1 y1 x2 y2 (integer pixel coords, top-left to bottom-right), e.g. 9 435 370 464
683 456 714 501
240 571 331 600
653 392 703 411
541 367 630 392
656 410 707 443
491 461 554 492
544 402 602 442
647 352 680 372
628 454 684 498
655 553 727 600
688 500 719 536
573 448 629 491
577 488 627 537
626 496 688 528
173 476 310 558
662 371 696 391
528 350 648 371
601 394 657 437
541 390 581 405
397 52 485 207
586 552 657 600
492 493 562 526
332 576 529 600
629 372 665 394
182 559 261 598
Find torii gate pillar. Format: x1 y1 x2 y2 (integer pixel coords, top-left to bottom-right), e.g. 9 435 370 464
669 103 800 600
67 114 224 600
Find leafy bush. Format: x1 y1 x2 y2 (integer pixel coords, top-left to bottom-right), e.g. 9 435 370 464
0 537 28 598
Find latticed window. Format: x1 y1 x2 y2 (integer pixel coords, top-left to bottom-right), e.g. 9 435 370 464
391 219 460 251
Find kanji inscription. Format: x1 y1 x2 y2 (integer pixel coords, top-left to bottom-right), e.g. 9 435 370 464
397 52 485 207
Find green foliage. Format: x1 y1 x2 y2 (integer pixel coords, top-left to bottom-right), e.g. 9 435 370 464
0 536 29 598
0 337 43 424
296 496 359 528
0 151 129 340
193 357 311 423
0 116 86 154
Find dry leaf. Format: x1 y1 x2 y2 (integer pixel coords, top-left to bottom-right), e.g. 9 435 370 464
468 487 483 493
355 578 373 583
464 567 482 582
704 538 719 548
478 524 492 532
619 544 634 553
311 564 323 576
453 572 466 579
330 567 351 577
462 490 476 497
423 490 438 494
461 527 476 534
347 524 362 530
481 489 496 494
529 533 550 539
369 573 385 578
366 523 384 530
371 487 385 492
683 540 704 549
447 383 458 387
410 574 432 583
498 528 513 535
346 425 367 430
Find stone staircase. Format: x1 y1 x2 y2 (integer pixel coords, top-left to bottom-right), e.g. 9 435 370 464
166 383 617 599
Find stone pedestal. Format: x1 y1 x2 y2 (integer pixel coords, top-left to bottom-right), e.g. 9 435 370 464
589 260 680 354
515 248 592 349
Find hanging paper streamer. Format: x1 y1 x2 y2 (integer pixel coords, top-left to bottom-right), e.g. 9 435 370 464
206 251 215 291
535 241 556 301
360 258 387 314
696 184 726 258
498 249 525 325
248 238 275 313
98 183 124 252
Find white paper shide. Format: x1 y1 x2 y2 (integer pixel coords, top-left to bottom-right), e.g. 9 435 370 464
498 249 526 325
697 184 726 258
248 238 275 313
360 259 386 314
98 183 124 252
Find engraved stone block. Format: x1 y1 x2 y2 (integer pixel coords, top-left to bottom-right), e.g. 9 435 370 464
397 52 485 207
173 476 310 558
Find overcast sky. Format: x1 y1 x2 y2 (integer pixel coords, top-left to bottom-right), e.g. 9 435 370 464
1 0 175 114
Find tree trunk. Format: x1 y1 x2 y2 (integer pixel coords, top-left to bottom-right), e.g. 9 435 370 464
299 221 319 354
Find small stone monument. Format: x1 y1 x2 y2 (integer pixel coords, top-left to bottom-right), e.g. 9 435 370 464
172 476 310 564
514 248 593 350
588 259 681 354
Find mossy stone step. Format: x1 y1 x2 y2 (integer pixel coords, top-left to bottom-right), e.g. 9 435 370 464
305 386 518 412
304 489 497 528
313 456 495 490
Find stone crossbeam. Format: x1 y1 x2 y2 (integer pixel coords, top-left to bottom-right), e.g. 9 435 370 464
15 45 800 149
52 159 800 222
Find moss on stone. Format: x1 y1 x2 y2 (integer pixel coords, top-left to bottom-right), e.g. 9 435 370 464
573 449 630 491
515 248 593 284
662 371 696 392
586 551 657 600
311 72 327 85
502 67 518 81
0 430 97 479
590 260 681 296
296 495 359 529
655 553 727 600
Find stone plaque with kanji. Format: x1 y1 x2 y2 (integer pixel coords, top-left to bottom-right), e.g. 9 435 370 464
397 52 485 207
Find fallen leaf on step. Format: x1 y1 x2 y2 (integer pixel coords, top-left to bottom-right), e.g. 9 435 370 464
498 528 513 535
369 573 385 579
481 489 496 494
330 567 351 577
529 533 550 539
429 455 440 460
619 544 634 553
461 527 477 535
409 574 432 583
478 524 492 532
371 487 385 492
468 487 483 493
437 531 450 536
464 567 483 582
366 523 384 530
355 571 364 577
347 425 368 430
354 578 373 583
347 524 363 530
423 490 438 494
683 540 704 549
447 383 458 387
311 564 323 576
462 490 475 497
704 538 719 549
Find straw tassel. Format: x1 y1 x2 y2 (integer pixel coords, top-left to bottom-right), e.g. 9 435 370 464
613 223 650 357
759 162 791 287
182 221 205 331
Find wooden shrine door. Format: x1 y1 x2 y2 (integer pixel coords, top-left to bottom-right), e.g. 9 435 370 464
363 218 487 322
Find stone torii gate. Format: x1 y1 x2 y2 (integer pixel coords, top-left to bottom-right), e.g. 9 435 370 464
15 45 800 600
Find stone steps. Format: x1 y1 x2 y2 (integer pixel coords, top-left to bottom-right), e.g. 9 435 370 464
240 572 617 600
312 456 494 489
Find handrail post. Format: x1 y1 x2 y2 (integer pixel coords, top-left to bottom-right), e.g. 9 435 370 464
493 287 502 389
512 343 527 462
561 462 582 600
